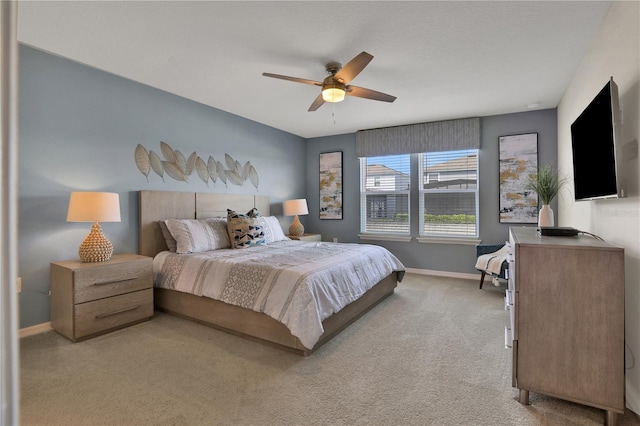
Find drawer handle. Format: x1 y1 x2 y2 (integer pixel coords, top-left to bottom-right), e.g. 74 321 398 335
94 276 138 286
95 305 140 319
504 326 513 349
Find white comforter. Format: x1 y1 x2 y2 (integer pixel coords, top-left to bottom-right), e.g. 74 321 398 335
153 240 405 349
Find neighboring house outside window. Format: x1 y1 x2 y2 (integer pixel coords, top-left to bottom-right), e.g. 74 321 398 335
359 149 479 241
419 150 479 238
359 155 410 235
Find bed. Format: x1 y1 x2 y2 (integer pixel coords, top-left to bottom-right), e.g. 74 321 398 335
139 190 404 355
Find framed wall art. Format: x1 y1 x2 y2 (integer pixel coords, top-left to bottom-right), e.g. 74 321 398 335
319 151 343 220
499 133 538 223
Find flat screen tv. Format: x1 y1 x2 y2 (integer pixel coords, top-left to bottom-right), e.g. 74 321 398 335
570 77 624 201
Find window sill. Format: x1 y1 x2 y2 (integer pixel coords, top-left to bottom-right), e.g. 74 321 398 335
416 236 481 245
358 233 412 243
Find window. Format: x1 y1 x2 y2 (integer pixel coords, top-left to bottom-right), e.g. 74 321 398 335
359 154 410 234
356 118 480 243
419 149 478 237
426 172 439 184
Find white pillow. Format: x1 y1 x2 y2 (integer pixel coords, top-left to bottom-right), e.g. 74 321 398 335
164 218 230 254
260 216 289 243
158 220 177 252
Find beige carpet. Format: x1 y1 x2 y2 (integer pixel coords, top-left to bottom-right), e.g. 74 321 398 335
20 274 640 426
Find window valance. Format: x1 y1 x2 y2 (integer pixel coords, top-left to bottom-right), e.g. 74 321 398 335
355 117 480 157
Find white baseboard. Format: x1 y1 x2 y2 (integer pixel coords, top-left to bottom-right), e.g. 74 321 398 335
405 268 479 281
626 380 640 419
20 322 52 338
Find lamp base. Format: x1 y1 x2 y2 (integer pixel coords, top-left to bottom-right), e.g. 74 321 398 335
78 222 114 262
288 215 305 237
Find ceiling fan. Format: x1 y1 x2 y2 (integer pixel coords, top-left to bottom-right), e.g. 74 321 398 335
262 51 397 112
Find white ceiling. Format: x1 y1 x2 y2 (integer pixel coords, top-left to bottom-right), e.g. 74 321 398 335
17 1 611 139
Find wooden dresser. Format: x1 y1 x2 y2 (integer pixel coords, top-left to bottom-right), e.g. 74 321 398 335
50 254 153 342
507 227 624 426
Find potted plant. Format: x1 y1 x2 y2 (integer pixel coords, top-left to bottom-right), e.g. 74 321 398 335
526 165 567 227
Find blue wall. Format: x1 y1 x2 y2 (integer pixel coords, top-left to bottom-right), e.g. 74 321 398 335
18 45 306 328
305 109 558 272
19 45 558 329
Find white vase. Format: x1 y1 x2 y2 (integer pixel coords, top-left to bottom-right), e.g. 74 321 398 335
538 205 554 227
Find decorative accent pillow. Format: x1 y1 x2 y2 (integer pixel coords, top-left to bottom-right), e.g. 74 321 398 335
164 218 230 254
227 208 266 249
158 220 177 252
260 216 289 243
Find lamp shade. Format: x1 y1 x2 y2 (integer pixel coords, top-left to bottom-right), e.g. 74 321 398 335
283 199 309 216
67 192 121 223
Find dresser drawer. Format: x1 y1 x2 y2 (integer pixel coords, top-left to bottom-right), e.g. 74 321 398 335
74 259 152 303
509 291 516 340
74 288 153 339
508 231 519 293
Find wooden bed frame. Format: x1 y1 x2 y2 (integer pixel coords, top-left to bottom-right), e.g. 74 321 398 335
138 190 399 355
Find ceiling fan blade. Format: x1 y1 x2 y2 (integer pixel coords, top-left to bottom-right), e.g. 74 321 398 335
346 85 397 103
334 51 373 84
308 94 325 112
262 73 322 86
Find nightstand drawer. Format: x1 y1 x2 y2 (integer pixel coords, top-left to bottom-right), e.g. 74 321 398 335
74 288 153 339
74 260 152 303
288 233 321 242
51 254 154 342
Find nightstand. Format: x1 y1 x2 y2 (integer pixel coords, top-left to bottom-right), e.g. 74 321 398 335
50 254 153 342
288 233 322 242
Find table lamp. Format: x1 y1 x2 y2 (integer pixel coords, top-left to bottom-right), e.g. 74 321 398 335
67 192 121 262
283 198 309 237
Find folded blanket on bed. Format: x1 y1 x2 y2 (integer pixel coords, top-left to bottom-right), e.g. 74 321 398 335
475 244 509 276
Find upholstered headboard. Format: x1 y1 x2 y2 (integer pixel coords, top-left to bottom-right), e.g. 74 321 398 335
138 190 270 257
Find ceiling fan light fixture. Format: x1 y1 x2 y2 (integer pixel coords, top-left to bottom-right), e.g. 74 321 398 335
321 76 346 103
322 87 346 103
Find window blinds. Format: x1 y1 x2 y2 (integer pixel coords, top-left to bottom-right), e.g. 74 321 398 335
360 155 410 234
419 150 478 237
355 117 480 157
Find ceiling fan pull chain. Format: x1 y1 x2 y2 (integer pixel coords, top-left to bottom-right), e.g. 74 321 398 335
332 102 337 125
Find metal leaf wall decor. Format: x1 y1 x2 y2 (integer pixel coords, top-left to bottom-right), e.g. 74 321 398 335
134 142 259 189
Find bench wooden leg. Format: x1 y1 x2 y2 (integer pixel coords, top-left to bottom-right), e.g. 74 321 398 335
479 271 486 289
